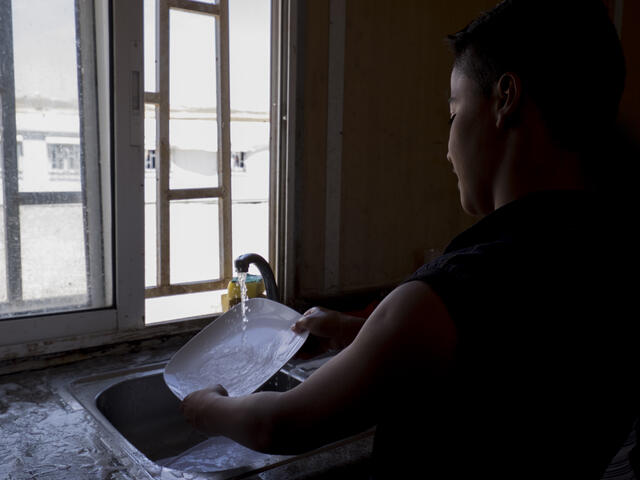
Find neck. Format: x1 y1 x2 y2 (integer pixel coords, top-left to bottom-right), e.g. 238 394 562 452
492 126 586 210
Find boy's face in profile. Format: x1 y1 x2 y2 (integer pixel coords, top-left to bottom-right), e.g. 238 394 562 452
447 66 502 217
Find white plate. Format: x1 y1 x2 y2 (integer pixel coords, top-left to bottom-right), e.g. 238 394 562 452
164 298 309 400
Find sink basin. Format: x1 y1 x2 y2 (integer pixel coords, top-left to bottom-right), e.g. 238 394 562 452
68 357 374 479
95 368 300 464
96 371 207 461
68 362 303 478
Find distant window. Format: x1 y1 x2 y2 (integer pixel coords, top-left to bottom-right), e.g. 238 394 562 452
48 143 81 171
145 149 156 169
232 151 246 172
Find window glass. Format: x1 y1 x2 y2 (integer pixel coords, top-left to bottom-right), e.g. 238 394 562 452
169 199 220 284
19 204 86 300
0 0 110 318
144 104 158 288
0 205 6 302
169 9 219 190
14 0 80 194
144 0 157 92
145 203 157 288
228 0 271 263
146 290 223 325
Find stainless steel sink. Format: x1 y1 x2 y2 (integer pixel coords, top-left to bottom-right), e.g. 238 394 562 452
68 362 303 479
95 367 300 464
68 356 374 479
95 370 207 461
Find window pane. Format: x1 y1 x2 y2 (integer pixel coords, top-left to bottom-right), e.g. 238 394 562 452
13 0 81 194
229 0 270 113
144 104 157 288
228 0 272 264
0 207 6 302
232 202 269 263
144 0 157 92
146 290 224 324
169 9 219 190
0 0 110 318
20 204 87 300
170 199 220 284
231 149 269 263
145 203 157 288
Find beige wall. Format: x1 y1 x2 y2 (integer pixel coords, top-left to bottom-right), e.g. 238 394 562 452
338 0 497 292
296 0 493 299
295 0 639 300
298 0 330 298
620 0 640 132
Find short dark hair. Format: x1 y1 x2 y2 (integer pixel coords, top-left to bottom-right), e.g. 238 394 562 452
447 0 626 153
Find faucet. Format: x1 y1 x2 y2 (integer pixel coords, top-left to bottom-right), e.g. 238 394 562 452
234 253 280 302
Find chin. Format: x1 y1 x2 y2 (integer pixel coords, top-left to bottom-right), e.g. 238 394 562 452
459 195 473 215
459 193 483 217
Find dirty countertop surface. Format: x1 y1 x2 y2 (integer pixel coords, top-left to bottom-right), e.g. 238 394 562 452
0 336 373 480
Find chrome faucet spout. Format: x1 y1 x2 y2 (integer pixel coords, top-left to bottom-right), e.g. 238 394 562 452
234 253 280 302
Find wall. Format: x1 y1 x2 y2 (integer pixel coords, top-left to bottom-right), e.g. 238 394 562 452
619 0 640 132
295 0 639 301
338 0 497 292
296 0 494 300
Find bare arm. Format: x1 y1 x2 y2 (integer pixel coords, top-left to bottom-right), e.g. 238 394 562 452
181 281 456 454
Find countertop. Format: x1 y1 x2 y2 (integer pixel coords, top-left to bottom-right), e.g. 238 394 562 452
0 336 373 480
3 333 634 480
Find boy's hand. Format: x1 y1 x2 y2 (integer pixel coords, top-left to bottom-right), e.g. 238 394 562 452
292 307 366 357
180 384 229 434
292 306 343 337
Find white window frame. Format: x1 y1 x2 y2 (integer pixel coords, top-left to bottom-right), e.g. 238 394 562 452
0 0 297 362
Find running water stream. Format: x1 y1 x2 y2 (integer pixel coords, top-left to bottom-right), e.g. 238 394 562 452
237 272 249 330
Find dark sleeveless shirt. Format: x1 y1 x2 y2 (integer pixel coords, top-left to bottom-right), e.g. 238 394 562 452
372 191 638 479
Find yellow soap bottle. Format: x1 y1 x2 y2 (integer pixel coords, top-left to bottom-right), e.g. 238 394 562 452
221 274 266 311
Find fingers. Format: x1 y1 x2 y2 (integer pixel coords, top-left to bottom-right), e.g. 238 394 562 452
215 384 229 397
292 306 343 339
191 384 228 398
181 384 228 411
180 384 228 434
304 306 320 316
291 307 318 333
291 317 309 333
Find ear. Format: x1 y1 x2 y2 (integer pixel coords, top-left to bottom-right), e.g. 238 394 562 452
494 72 522 129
